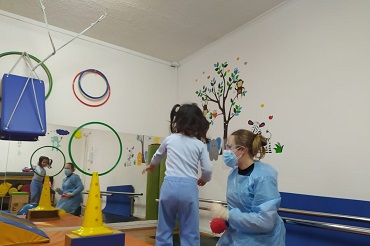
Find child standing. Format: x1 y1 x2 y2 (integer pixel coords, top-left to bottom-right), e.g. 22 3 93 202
143 103 213 246
30 156 53 204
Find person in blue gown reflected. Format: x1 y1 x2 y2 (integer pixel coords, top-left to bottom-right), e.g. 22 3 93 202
55 162 84 216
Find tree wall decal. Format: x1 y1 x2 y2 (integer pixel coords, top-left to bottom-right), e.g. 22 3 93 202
196 61 247 152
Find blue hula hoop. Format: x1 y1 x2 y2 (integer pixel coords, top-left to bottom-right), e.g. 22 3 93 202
78 69 109 99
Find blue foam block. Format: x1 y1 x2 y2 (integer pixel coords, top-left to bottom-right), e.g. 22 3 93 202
1 74 46 136
0 121 39 141
65 231 125 246
0 211 49 239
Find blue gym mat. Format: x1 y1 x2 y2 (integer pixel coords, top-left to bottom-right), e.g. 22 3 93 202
1 74 46 140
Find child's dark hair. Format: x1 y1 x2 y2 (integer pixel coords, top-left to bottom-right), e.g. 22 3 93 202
38 156 53 169
170 103 210 143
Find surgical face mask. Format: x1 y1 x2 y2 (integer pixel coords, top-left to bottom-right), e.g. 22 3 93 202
64 169 71 176
223 149 241 168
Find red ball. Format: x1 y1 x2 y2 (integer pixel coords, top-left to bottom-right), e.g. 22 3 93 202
210 218 227 234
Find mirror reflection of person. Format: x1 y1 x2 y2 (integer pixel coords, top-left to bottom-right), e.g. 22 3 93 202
30 156 52 204
55 162 84 216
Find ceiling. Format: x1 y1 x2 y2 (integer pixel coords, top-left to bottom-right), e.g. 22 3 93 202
0 0 286 63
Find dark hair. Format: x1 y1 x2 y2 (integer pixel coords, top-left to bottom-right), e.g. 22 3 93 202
66 162 75 171
170 103 209 143
231 129 267 160
38 156 53 169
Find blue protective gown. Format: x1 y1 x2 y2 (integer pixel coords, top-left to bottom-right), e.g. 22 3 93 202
56 173 84 214
217 161 286 246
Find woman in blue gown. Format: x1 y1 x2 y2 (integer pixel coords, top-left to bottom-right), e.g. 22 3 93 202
211 129 286 246
55 162 84 215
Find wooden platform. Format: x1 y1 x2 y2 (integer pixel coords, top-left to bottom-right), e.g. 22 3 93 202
27 209 60 221
12 213 218 246
21 214 153 246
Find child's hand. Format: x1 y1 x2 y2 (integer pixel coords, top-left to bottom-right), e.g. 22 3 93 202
142 163 154 174
197 178 207 186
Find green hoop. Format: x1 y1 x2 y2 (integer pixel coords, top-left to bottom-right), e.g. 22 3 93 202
68 122 122 176
30 146 66 178
0 51 53 99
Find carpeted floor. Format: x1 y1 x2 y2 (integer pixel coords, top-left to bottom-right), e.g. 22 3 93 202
2 214 152 246
22 229 151 246
150 234 219 246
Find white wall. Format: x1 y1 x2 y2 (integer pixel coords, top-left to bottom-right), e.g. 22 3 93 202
2 0 370 234
0 10 176 218
78 126 164 219
178 0 370 233
0 10 177 137
0 124 85 209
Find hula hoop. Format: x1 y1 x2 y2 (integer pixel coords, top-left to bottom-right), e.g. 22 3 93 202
0 51 53 99
78 69 109 99
68 121 122 176
72 71 111 107
30 146 66 178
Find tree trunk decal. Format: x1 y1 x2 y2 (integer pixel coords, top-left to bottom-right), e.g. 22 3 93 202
136 135 145 163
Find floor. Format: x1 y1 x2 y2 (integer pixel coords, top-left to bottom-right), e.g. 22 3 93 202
103 213 142 223
104 214 220 246
121 228 157 245
121 228 220 246
0 209 219 246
